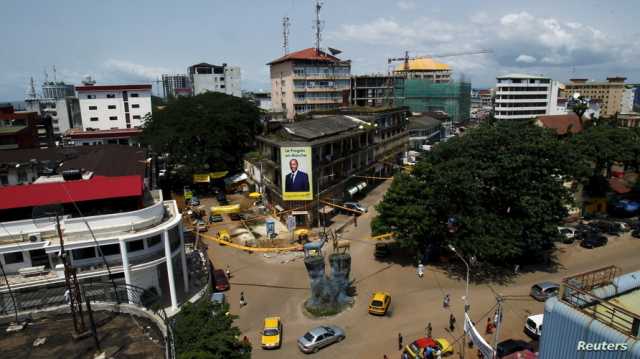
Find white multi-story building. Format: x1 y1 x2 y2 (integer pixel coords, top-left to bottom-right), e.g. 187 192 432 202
0 177 188 309
494 74 565 120
24 97 81 136
75 84 152 130
162 74 191 98
188 63 241 97
621 86 637 114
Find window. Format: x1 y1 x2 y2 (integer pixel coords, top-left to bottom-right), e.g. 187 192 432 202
0 175 8 185
51 111 57 116
17 169 27 183
130 93 139 97
87 95 96 99
98 244 120 256
89 106 97 110
147 235 161 248
132 115 141 120
90 117 99 121
108 105 116 109
126 240 144 252
72 247 96 260
106 94 116 98
4 252 24 264
109 116 118 121
131 104 140 108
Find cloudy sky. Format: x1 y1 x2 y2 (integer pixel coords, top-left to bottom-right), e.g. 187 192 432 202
1 0 639 100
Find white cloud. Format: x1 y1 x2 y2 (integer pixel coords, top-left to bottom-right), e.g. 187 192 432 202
334 17 459 47
396 1 415 10
103 59 173 81
516 55 537 64
469 11 491 25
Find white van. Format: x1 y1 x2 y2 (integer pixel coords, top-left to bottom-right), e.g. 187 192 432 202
524 314 543 339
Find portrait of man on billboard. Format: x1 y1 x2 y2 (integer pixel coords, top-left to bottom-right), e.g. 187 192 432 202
285 158 309 192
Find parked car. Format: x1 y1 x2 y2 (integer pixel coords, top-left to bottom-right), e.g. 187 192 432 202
189 196 200 206
632 229 640 239
213 269 230 291
580 234 608 249
229 213 242 221
557 227 576 243
368 291 391 315
261 317 283 349
209 214 224 223
343 202 367 215
529 282 560 302
496 339 534 358
374 242 391 259
297 325 345 353
524 314 543 339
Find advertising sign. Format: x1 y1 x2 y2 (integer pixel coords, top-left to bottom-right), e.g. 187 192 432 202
280 147 313 201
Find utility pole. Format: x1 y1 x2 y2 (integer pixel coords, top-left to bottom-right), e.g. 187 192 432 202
56 214 88 338
282 16 290 55
492 295 504 356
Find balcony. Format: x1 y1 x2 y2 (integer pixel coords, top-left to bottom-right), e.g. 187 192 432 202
293 73 350 80
293 98 343 104
293 86 348 93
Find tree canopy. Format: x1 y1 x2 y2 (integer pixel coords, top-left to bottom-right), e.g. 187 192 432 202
373 120 585 267
173 300 250 359
142 92 262 185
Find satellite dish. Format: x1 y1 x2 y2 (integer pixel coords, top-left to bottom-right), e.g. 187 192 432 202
328 47 342 56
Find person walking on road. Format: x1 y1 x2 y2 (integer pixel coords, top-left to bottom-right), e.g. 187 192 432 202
384 355 389 359
240 291 246 307
443 294 450 308
485 317 494 334
426 322 432 338
417 261 424 278
398 332 403 350
449 313 456 332
225 265 231 279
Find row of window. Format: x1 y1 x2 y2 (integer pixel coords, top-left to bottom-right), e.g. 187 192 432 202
89 115 142 121
495 110 546 116
72 235 162 260
88 104 140 110
498 79 550 84
496 94 548 100
495 102 548 108
497 87 550 92
86 93 140 99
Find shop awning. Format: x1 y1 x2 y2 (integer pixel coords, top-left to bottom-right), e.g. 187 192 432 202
224 173 248 185
249 192 262 199
210 204 241 214
291 210 309 216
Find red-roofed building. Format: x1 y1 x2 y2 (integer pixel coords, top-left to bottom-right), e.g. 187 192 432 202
269 48 351 120
535 113 583 135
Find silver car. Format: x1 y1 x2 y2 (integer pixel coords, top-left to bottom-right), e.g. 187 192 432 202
297 325 345 353
530 282 560 301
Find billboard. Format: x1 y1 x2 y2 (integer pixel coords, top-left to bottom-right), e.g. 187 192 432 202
280 147 313 201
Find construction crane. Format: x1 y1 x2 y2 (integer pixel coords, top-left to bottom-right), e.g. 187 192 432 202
388 49 492 71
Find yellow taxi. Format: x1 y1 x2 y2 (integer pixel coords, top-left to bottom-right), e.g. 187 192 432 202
261 317 282 349
217 229 231 244
434 338 454 356
368 291 391 315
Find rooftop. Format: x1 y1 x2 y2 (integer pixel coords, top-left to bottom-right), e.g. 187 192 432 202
535 113 583 135
408 115 442 130
268 48 342 65
0 125 27 135
279 116 361 140
394 58 450 72
75 84 152 91
497 73 549 80
64 128 143 139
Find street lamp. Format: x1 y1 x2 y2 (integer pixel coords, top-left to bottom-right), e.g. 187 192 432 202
448 244 470 359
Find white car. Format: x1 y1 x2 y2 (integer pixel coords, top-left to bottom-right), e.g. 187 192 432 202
524 314 543 339
558 227 576 242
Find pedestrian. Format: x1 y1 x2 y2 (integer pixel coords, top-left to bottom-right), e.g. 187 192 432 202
493 310 499 325
514 264 520 274
353 215 358 227
240 291 246 307
225 264 231 278
485 317 494 334
398 332 403 350
384 355 389 359
425 346 434 359
449 313 456 332
63 289 71 304
443 294 450 308
417 261 424 278
426 322 432 338
435 348 442 359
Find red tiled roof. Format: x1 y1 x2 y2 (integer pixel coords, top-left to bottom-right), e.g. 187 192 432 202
65 128 142 139
536 113 583 135
75 84 152 91
268 48 341 65
0 175 143 210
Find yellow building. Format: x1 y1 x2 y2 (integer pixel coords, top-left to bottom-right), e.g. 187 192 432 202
565 77 627 118
393 58 452 83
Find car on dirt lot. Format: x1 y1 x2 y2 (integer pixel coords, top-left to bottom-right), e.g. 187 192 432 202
557 227 576 243
297 325 345 353
530 282 559 302
524 314 543 339
209 214 224 223
213 269 230 291
580 233 608 249
368 291 391 315
261 317 283 349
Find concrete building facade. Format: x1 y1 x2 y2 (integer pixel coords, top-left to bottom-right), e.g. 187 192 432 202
350 74 399 107
494 74 565 120
621 86 638 114
162 74 191 98
25 97 81 136
269 48 351 120
565 77 627 118
188 63 241 97
76 84 152 130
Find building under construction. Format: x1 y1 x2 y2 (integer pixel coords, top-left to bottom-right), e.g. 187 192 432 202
394 79 471 123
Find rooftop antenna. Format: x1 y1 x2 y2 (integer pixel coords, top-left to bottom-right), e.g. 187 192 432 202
282 16 290 55
313 0 324 54
44 68 49 84
53 65 57 82
27 77 37 99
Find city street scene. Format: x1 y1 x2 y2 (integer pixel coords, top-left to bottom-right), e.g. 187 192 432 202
1 1 640 359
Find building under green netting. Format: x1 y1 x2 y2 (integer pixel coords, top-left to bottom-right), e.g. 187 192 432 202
395 79 471 123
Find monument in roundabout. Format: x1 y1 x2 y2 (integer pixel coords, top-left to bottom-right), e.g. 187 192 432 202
302 231 353 316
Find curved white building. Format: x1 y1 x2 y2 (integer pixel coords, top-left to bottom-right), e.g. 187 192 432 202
494 74 564 120
0 184 188 310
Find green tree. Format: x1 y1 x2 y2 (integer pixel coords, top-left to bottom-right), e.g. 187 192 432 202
142 92 262 188
568 125 636 178
173 300 250 359
373 120 584 266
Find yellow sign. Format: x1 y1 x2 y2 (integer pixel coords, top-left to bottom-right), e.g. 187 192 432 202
249 192 261 199
210 204 241 215
281 147 313 201
193 174 210 183
210 171 228 179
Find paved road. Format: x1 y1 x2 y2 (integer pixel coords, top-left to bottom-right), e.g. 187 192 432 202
204 181 640 359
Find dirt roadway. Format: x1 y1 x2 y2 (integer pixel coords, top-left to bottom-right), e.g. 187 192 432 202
205 180 640 359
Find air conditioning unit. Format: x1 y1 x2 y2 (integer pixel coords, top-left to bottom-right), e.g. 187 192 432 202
27 232 42 242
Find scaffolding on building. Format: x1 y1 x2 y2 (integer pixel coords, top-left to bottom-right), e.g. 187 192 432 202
394 79 471 123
